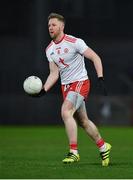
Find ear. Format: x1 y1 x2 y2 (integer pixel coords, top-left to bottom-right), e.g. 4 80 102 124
60 22 65 31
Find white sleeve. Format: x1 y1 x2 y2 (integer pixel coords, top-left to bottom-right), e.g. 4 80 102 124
75 38 88 54
46 50 54 62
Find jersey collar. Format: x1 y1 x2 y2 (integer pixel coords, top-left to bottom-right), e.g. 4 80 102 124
53 34 66 44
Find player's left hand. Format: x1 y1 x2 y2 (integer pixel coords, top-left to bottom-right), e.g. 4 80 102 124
97 77 108 96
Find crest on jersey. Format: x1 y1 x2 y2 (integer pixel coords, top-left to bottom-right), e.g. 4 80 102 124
64 48 69 53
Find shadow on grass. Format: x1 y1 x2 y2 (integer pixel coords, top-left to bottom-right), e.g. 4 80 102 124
61 161 133 167
61 162 101 167
110 162 133 166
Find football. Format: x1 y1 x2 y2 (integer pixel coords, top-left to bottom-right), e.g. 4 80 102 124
23 76 43 95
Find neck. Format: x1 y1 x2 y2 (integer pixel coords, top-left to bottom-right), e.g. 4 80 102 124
54 32 65 43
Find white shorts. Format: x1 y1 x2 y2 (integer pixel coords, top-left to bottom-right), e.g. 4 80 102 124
66 91 85 110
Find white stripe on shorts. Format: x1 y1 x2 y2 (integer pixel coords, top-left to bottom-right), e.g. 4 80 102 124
75 81 83 93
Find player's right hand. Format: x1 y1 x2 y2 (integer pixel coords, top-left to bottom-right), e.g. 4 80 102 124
29 89 46 98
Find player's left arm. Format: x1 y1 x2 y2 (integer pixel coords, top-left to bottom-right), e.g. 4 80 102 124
83 47 107 96
83 47 103 78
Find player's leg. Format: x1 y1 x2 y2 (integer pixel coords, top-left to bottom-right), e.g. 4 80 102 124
74 102 112 166
74 102 102 142
61 99 77 151
61 99 80 163
61 91 84 163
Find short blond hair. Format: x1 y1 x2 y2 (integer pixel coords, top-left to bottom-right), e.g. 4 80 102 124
48 13 65 25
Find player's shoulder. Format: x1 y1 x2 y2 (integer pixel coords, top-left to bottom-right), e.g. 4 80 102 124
45 41 53 53
64 34 84 44
64 34 78 43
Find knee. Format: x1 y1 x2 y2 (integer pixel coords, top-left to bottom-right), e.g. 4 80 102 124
61 101 75 121
61 108 71 120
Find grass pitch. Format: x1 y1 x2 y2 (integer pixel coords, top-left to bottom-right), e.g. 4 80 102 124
0 125 133 179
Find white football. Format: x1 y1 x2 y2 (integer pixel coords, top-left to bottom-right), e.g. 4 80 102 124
23 76 43 95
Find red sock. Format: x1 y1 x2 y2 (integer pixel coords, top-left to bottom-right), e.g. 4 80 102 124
96 139 105 148
70 143 78 150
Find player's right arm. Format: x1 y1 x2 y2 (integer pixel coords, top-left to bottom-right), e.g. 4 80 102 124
43 61 59 92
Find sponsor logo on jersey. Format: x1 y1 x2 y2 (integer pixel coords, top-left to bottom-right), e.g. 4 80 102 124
56 47 61 54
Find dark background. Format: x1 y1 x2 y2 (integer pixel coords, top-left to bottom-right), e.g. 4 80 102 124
0 0 133 125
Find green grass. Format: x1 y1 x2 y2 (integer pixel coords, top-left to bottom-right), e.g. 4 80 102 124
0 126 133 179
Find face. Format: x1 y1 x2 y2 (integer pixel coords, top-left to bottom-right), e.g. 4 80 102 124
48 18 64 40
